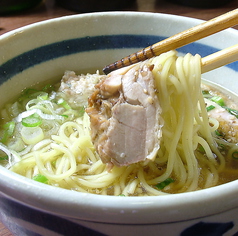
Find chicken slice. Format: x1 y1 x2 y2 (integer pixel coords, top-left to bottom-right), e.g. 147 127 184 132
86 62 163 166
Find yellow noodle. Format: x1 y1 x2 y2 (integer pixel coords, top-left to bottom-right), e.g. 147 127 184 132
87 159 105 174
195 136 216 164
208 117 220 132
85 147 98 163
127 179 140 195
34 144 77 181
64 177 88 192
138 168 167 196
119 165 135 190
51 135 71 148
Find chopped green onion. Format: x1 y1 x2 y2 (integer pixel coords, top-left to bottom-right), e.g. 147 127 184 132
20 88 50 101
10 101 22 117
0 156 8 161
215 130 222 136
60 114 69 118
211 96 225 107
218 143 226 150
223 107 238 119
206 105 215 112
57 98 71 110
51 160 56 167
21 88 39 97
21 126 44 144
4 121 15 133
37 92 48 101
232 151 238 160
19 88 38 102
42 84 55 93
202 90 210 95
1 121 15 143
118 194 126 197
202 90 212 99
155 178 175 190
78 107 85 117
32 174 48 184
197 144 205 153
22 114 42 127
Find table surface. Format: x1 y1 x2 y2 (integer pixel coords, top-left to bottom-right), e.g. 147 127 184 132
0 0 238 235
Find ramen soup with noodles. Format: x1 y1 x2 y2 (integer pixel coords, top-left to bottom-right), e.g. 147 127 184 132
1 50 238 196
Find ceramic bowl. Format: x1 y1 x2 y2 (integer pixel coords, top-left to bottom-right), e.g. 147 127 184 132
0 12 238 236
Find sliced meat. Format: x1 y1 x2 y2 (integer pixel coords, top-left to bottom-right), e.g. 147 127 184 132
86 61 163 166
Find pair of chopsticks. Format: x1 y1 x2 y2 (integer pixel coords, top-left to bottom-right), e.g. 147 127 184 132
103 9 238 75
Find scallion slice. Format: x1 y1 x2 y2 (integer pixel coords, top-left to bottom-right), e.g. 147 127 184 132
215 130 222 136
0 156 8 161
60 114 69 118
57 98 71 110
42 84 55 93
232 151 238 160
78 107 85 117
206 105 215 112
37 92 48 101
202 90 210 95
211 96 225 107
32 174 48 184
22 114 42 127
1 121 15 143
197 144 205 153
223 107 238 119
155 178 175 190
21 126 44 144
21 88 38 98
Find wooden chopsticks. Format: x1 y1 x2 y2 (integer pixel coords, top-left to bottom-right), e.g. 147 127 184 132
201 44 238 73
103 9 238 75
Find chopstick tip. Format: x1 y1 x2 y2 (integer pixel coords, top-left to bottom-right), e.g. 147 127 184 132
102 65 112 75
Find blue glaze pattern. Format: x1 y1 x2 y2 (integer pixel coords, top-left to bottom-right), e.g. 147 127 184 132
0 196 106 236
181 221 235 236
0 34 237 83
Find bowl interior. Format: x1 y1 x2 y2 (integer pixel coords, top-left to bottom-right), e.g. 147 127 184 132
0 12 238 224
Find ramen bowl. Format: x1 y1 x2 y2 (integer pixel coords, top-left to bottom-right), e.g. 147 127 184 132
0 12 238 236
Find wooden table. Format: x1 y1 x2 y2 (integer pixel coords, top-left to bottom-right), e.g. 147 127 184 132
0 0 237 235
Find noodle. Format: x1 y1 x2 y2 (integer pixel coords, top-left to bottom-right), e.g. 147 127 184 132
1 50 238 196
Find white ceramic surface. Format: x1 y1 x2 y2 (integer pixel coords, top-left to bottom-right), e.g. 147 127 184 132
0 12 238 236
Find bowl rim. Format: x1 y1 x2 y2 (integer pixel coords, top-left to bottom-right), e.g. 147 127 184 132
1 11 238 225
